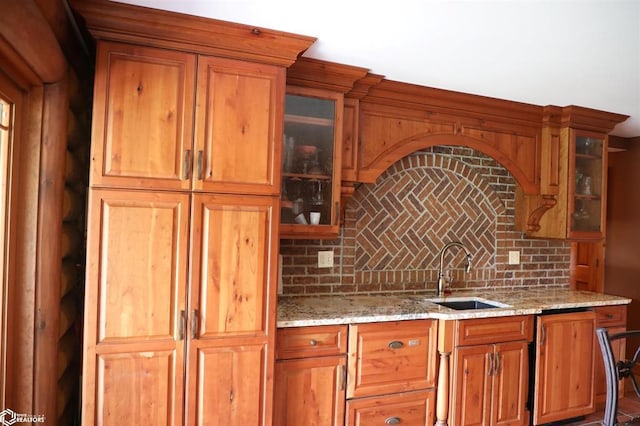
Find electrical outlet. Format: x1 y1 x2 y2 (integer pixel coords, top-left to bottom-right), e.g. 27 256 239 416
508 250 520 265
318 250 334 268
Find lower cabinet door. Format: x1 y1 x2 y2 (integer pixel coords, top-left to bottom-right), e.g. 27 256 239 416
346 389 435 426
451 345 493 426
492 341 530 426
274 356 347 426
533 311 596 425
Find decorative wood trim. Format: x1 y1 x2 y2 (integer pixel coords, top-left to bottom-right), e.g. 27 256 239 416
523 195 558 232
69 0 316 67
0 1 67 83
286 57 369 93
34 77 69 420
347 72 385 100
363 79 544 127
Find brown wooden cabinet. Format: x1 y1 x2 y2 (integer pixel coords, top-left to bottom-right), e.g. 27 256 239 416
76 4 316 420
274 325 348 426
593 305 627 408
345 390 436 426
346 320 437 426
571 241 605 292
280 86 343 238
449 316 532 426
83 188 189 425
91 41 283 196
516 106 625 240
83 189 278 425
532 311 596 425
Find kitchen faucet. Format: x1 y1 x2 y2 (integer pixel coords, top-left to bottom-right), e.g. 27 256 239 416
436 241 472 296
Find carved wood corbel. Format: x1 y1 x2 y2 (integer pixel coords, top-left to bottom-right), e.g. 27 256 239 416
523 194 558 232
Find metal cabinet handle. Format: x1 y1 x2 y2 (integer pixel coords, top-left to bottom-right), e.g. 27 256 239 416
309 339 318 346
494 352 501 375
385 417 401 425
183 150 192 180
191 309 199 339
178 310 186 340
540 325 546 346
488 352 494 376
388 340 404 349
340 365 346 391
196 150 203 180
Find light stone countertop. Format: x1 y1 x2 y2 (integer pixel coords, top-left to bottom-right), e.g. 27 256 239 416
276 288 631 327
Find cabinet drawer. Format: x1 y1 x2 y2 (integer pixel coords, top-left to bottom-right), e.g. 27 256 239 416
346 389 435 426
276 325 348 359
594 305 627 327
456 315 533 346
347 320 437 399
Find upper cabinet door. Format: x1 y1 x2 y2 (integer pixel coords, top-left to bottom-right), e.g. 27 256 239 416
193 56 284 195
280 86 343 239
568 130 607 240
90 41 196 190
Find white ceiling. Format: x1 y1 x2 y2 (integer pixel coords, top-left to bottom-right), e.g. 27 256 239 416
114 0 640 138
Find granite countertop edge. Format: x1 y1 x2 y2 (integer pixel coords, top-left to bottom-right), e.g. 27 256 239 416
276 288 632 328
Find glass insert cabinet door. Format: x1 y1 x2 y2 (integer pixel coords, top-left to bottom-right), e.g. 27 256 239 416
570 131 606 237
280 87 342 236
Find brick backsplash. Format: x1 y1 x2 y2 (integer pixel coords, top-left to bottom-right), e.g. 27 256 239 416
280 146 571 295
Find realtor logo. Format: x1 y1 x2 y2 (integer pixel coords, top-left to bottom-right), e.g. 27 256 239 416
0 409 16 426
0 409 45 425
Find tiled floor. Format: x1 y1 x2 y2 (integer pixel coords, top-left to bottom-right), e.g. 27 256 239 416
563 395 640 425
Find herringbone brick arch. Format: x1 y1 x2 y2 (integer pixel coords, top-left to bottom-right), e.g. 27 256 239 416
279 146 571 295
351 152 505 285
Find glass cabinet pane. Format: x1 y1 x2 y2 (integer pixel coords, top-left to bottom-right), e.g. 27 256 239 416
572 135 604 234
281 94 336 226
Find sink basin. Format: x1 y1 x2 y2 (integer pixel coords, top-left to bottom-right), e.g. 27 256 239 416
428 297 510 310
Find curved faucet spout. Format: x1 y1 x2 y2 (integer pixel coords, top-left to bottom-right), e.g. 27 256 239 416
436 241 472 296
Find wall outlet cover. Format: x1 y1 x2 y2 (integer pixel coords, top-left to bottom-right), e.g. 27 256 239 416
318 250 334 268
508 250 520 265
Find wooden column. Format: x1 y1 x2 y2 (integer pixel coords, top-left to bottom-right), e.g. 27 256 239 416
34 76 69 422
0 1 71 422
435 351 450 426
436 320 455 426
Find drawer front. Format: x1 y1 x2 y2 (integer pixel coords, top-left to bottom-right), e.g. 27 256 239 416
456 315 533 346
594 305 627 327
276 325 348 359
347 320 437 398
346 389 435 426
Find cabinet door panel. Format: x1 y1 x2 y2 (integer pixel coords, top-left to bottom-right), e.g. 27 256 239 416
190 344 268 426
91 41 196 189
88 190 190 342
492 341 529 426
194 57 284 194
95 350 183 426
83 189 189 426
274 356 346 426
347 320 437 398
346 389 435 426
451 345 492 426
190 194 276 337
533 312 596 424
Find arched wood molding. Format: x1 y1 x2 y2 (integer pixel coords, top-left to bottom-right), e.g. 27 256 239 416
357 131 540 193
356 80 543 195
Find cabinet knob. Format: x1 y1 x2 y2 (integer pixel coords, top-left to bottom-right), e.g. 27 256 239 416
388 340 404 349
385 417 401 425
309 339 317 346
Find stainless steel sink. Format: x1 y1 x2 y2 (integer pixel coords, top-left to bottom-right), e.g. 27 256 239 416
428 297 510 310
